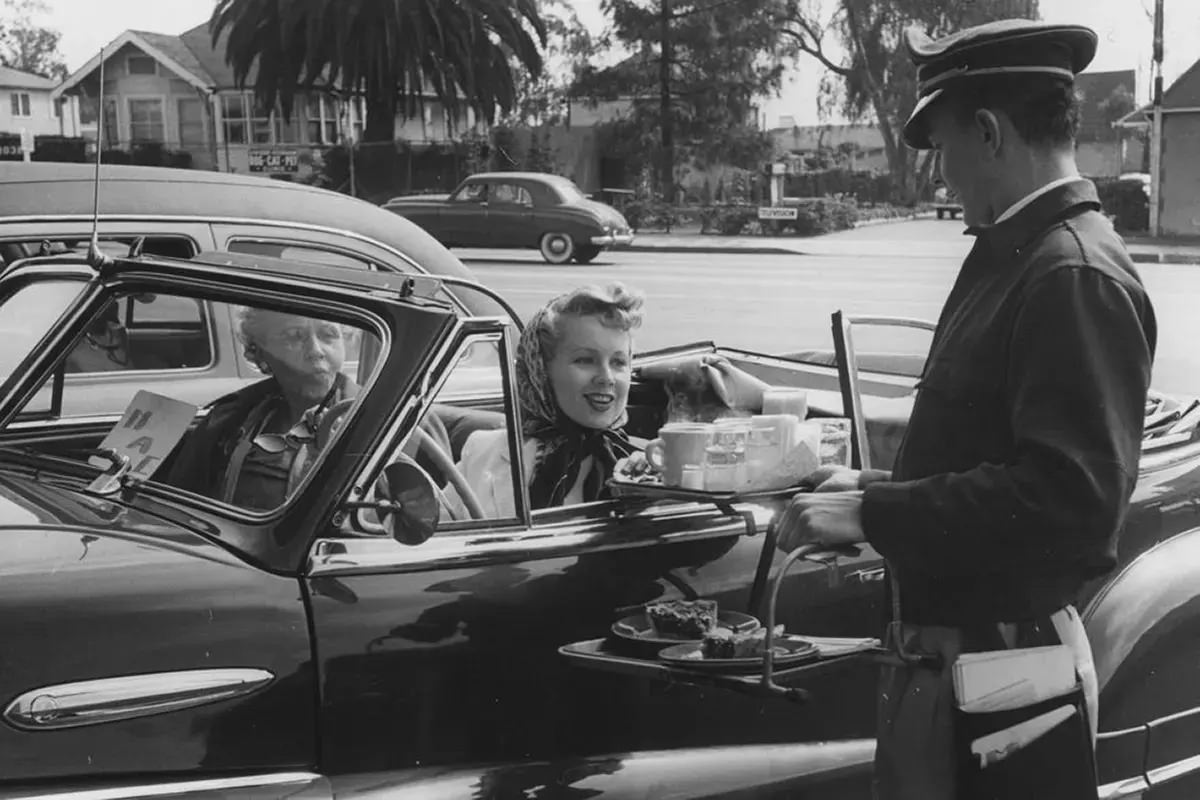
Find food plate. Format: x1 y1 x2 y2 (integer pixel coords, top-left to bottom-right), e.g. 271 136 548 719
611 610 760 650
658 637 820 673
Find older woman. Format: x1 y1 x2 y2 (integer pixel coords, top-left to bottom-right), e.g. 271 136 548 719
452 284 644 516
165 306 357 510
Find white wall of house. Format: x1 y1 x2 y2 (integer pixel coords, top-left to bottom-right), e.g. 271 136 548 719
1 86 79 137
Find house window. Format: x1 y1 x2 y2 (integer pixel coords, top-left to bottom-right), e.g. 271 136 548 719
351 96 365 142
250 96 274 144
10 93 31 118
101 98 119 147
127 55 157 75
222 94 247 144
305 95 338 145
128 98 165 143
178 97 205 147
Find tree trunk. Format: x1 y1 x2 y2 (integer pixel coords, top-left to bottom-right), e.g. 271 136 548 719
843 2 917 204
364 91 398 143
659 0 674 201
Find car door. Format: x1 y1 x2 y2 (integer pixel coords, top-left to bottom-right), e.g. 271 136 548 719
440 180 490 247
484 181 535 248
306 322 883 796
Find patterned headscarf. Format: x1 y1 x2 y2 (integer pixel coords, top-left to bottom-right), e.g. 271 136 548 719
516 303 639 509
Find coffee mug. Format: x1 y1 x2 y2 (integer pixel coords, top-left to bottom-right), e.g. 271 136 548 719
762 387 809 419
645 422 715 487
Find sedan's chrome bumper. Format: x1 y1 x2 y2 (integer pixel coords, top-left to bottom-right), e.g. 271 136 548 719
591 233 635 247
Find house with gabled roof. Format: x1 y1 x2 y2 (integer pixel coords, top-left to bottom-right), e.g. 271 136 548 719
1 64 82 162
51 23 475 178
1115 57 1200 237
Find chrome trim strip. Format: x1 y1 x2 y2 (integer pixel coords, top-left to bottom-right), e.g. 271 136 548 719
3 668 274 731
1149 753 1200 787
310 502 772 576
4 771 323 800
1098 776 1150 799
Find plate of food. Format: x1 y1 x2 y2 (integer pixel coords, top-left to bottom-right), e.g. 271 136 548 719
611 599 760 654
658 625 820 672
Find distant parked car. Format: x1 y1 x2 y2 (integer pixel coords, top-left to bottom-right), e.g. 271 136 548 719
933 185 961 220
383 172 634 264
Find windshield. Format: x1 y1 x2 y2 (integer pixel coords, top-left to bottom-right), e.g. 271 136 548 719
0 280 87 384
2 285 387 517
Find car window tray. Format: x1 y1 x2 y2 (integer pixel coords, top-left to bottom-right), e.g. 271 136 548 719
607 478 807 506
559 636 881 703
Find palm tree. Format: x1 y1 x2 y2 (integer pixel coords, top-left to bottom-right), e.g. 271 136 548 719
210 0 547 143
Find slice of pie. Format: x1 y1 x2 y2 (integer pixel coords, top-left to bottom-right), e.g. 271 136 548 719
645 599 719 639
702 624 785 659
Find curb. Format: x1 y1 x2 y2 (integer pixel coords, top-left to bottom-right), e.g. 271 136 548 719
1131 252 1200 265
625 243 802 255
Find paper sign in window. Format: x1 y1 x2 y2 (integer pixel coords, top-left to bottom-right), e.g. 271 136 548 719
90 391 198 480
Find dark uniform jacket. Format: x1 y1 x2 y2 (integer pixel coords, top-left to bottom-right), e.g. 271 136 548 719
861 179 1157 626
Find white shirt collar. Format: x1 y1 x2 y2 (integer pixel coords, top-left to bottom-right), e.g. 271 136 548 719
993 176 1079 225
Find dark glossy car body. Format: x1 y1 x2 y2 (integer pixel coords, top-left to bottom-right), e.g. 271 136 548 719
382 171 634 264
1 171 1200 800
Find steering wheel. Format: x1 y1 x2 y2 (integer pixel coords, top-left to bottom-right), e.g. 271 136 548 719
301 398 487 524
410 420 486 521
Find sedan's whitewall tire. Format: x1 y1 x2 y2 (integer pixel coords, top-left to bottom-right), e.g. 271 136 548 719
539 232 575 264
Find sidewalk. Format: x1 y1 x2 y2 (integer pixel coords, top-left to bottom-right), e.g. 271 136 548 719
626 223 1200 265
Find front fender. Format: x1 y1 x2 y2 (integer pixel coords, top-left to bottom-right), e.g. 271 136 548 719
334 740 876 799
1084 525 1200 693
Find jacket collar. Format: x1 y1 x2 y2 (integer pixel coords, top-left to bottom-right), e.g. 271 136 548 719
964 177 1102 258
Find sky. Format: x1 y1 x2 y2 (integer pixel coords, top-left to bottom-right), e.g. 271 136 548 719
32 0 1200 128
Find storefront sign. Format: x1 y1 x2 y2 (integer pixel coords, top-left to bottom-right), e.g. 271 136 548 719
249 149 300 173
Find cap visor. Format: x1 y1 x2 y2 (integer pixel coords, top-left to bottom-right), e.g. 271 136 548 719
903 89 943 150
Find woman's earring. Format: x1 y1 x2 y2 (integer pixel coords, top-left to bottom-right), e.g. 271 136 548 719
246 343 272 375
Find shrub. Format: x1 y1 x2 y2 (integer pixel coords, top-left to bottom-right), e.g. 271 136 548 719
623 199 680 232
699 198 859 236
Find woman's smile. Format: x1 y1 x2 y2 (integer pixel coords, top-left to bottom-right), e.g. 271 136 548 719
584 392 615 411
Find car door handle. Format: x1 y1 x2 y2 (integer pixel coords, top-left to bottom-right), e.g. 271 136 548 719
849 567 887 583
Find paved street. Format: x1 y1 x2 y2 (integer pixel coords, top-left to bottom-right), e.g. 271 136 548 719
458 220 1200 399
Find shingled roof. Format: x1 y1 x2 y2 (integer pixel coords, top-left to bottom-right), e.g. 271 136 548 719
0 64 57 90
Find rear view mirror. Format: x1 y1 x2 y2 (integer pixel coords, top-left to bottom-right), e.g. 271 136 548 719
377 460 440 546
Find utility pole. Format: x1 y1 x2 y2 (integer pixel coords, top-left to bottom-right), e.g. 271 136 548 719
659 0 674 202
1149 0 1164 236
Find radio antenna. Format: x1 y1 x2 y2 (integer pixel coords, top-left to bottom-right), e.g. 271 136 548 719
86 45 111 269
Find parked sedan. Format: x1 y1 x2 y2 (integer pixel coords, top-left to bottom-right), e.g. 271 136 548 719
383 171 634 264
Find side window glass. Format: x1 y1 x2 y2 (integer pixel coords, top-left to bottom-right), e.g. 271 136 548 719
227 239 376 271
64 294 214 374
492 183 531 206
350 337 517 537
452 183 487 203
0 235 195 267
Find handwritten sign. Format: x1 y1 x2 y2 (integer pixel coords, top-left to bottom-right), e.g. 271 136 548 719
758 206 798 220
89 391 198 483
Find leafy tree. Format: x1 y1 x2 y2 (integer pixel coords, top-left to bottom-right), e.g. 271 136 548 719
0 0 67 81
779 0 1040 203
210 0 548 144
504 0 596 126
574 0 796 198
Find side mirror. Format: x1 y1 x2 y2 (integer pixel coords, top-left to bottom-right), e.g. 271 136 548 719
377 460 440 546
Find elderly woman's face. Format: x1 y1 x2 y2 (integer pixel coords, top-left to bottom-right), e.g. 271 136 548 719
548 313 632 429
249 311 346 404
